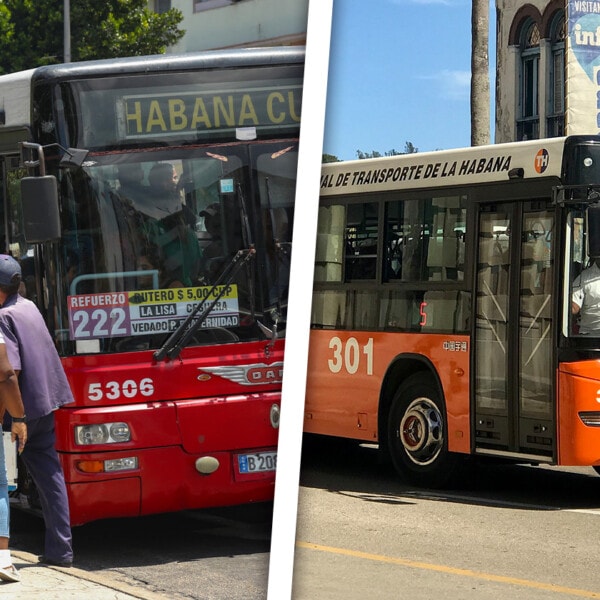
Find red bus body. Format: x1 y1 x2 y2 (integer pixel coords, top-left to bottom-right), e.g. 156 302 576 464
58 341 282 525
0 48 303 523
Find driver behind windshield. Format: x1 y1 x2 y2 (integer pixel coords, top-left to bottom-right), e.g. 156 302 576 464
572 256 600 334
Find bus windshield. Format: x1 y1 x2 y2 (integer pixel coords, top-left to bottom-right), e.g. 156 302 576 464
568 206 600 338
10 141 296 355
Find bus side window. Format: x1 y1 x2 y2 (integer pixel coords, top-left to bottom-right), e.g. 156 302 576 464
344 202 378 281
312 290 347 328
315 204 345 283
426 198 467 282
380 291 413 329
421 290 470 333
521 234 544 295
477 216 510 324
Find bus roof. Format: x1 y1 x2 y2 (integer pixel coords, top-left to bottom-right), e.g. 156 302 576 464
320 136 575 197
0 69 35 130
27 46 305 82
0 47 305 130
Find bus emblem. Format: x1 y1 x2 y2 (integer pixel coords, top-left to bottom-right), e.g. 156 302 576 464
534 149 549 174
197 363 284 386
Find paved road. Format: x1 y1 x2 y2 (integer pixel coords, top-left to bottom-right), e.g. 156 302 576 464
10 501 274 600
292 435 600 600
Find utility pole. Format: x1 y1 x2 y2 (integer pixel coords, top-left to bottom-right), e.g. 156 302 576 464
471 0 490 146
64 0 71 63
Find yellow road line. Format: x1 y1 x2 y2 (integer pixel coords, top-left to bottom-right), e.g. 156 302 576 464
296 541 600 598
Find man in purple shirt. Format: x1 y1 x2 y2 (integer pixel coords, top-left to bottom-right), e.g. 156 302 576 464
0 255 74 568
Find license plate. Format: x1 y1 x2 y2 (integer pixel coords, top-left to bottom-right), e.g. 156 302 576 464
237 451 277 474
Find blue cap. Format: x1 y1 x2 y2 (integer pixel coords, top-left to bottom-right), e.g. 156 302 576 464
0 255 21 286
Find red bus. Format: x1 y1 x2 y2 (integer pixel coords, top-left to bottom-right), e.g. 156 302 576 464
307 135 600 487
0 47 303 524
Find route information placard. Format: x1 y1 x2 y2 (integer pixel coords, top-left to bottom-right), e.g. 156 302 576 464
68 285 239 340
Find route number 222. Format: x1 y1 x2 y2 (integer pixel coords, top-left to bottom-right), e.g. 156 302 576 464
327 336 374 375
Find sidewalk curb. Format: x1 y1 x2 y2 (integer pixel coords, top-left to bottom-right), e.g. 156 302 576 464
11 550 172 600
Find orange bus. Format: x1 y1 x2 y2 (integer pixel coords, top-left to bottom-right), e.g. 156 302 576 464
306 135 600 487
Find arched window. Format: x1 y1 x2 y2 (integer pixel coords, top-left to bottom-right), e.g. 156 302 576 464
547 11 565 137
517 19 540 140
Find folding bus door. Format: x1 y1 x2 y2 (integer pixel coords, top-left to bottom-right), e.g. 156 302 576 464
474 201 555 461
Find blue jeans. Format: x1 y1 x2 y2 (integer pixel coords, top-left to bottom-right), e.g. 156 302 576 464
0 433 9 538
21 413 72 561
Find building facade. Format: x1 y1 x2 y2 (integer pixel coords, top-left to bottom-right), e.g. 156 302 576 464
495 0 565 143
149 0 308 52
496 0 600 143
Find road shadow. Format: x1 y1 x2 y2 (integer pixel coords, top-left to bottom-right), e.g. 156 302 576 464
10 501 274 570
299 433 600 511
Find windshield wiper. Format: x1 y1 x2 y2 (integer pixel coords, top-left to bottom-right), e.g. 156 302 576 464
153 246 255 362
154 178 258 362
265 177 291 315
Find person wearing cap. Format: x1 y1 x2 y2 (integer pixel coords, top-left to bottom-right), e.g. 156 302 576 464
0 331 27 583
0 255 74 568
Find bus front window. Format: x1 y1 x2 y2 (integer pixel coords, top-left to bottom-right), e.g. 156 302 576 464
52 149 262 354
568 209 600 337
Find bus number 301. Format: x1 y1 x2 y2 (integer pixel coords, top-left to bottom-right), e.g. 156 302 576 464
327 336 374 375
87 378 155 401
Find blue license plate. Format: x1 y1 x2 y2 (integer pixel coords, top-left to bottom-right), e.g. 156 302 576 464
237 451 277 473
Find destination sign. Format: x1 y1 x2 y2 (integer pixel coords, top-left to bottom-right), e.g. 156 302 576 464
67 285 239 341
119 84 302 139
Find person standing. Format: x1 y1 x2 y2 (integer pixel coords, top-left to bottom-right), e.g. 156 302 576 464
0 335 26 582
143 162 201 286
572 257 600 334
0 255 74 568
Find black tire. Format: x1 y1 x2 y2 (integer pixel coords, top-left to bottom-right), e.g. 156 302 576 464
387 372 460 488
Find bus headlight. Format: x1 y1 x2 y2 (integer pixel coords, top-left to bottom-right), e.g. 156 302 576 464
75 422 131 445
76 457 138 473
104 457 138 471
579 412 600 426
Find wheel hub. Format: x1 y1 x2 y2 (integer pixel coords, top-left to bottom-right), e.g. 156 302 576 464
399 397 443 466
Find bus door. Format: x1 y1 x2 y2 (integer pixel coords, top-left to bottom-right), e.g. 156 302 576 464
474 201 555 461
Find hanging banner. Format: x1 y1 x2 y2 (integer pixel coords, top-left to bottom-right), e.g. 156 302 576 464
566 0 600 133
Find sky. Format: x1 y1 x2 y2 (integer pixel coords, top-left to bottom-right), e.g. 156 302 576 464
322 0 496 160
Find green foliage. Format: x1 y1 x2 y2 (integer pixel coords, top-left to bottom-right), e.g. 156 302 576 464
356 149 381 160
0 0 185 74
322 153 339 163
403 141 418 154
356 142 418 159
0 5 14 70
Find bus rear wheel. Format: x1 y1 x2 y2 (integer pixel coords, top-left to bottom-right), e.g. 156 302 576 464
387 373 459 488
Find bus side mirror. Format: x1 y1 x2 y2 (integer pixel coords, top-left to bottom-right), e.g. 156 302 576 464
20 175 61 243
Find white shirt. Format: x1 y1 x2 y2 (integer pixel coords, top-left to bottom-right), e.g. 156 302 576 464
573 262 600 334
